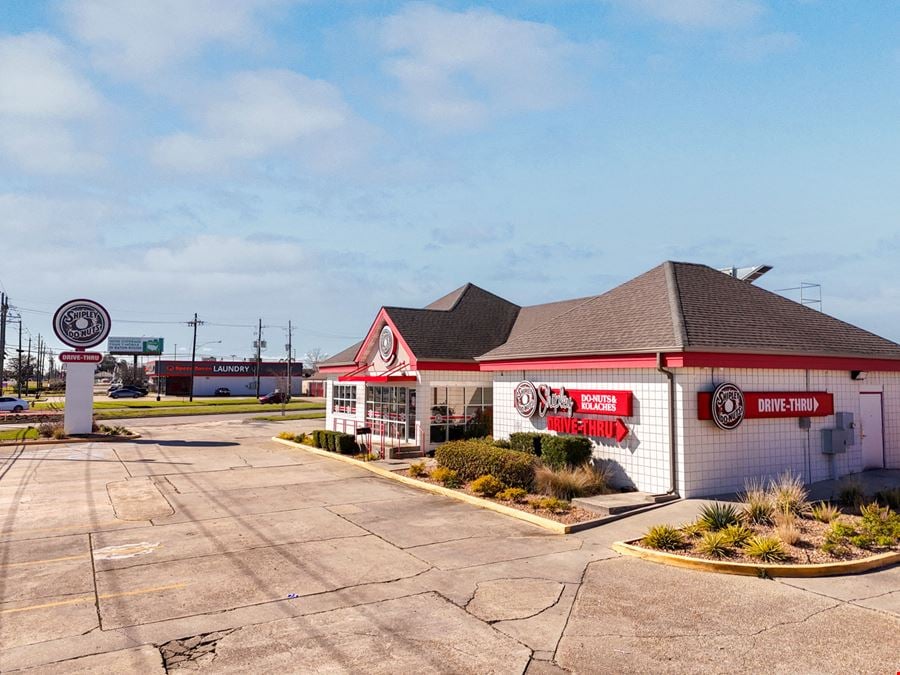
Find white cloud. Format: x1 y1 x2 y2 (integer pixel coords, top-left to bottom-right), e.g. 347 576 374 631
379 3 593 130
727 31 800 61
614 0 764 29
0 33 106 173
0 33 102 119
62 0 284 78
151 69 367 173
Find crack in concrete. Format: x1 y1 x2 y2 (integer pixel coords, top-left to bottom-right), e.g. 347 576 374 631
464 577 565 624
157 628 237 671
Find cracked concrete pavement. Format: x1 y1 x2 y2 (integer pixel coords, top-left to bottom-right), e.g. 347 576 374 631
0 416 897 673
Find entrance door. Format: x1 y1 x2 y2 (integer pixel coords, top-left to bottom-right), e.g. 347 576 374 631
859 393 885 469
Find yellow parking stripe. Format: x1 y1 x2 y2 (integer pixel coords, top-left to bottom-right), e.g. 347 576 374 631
2 553 90 568
0 582 187 615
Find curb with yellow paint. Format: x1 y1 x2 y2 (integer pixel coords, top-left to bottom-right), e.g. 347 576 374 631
271 437 575 534
612 540 900 577
0 433 141 448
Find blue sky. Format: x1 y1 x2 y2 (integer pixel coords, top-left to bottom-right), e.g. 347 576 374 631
1 0 899 364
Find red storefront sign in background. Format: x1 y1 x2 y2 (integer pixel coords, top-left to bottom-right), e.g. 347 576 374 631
564 389 633 417
698 391 834 420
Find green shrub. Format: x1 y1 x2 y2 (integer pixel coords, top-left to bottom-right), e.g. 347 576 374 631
430 466 461 488
492 438 511 449
528 496 571 514
837 479 864 508
642 524 684 551
720 523 753 547
698 502 741 531
435 440 537 489
497 487 527 503
335 433 357 454
509 432 543 455
680 521 705 539
768 471 810 516
534 463 612 500
277 431 296 440
873 487 900 511
470 474 506 497
810 502 841 523
744 536 789 562
858 502 900 548
407 460 427 477
698 531 733 558
310 430 325 448
539 435 592 470
822 520 857 556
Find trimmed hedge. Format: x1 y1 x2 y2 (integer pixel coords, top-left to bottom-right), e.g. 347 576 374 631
435 440 537 489
310 429 356 453
335 433 357 454
509 432 543 456
540 435 592 470
311 430 325 448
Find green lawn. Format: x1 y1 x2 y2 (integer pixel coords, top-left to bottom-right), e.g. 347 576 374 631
95 402 324 420
0 428 40 441
251 412 326 422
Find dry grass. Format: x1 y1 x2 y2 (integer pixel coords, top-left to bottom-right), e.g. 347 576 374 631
769 471 810 516
740 478 775 525
534 462 612 500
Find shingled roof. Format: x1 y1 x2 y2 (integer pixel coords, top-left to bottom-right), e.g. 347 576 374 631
321 261 900 368
478 261 900 361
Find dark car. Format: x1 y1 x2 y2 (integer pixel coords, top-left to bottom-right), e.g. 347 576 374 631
259 391 290 404
214 387 231 396
109 387 146 399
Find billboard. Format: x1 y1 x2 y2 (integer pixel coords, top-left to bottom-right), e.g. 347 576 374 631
108 336 165 355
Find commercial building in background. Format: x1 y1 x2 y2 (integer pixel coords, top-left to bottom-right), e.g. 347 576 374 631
147 360 304 397
318 261 900 498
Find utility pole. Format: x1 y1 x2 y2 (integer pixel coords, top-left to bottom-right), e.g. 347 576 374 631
188 313 203 402
35 334 42 395
16 318 22 398
287 320 293 399
26 335 31 396
0 293 7 395
255 318 262 398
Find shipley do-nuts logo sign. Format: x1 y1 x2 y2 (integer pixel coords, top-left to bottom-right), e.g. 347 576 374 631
53 299 111 349
514 381 575 418
711 382 745 430
379 325 396 365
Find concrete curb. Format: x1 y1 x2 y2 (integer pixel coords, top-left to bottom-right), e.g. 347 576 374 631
0 434 142 448
272 437 579 534
612 540 900 577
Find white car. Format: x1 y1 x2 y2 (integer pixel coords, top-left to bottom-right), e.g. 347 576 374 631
0 397 29 413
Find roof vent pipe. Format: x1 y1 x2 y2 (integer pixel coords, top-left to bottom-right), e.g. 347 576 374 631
656 352 678 496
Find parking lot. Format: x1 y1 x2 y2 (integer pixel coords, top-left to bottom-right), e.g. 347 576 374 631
0 418 898 673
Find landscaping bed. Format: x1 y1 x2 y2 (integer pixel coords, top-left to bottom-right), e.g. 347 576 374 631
0 421 137 444
632 474 900 568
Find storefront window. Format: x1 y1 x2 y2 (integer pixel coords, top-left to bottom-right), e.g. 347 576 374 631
365 386 413 442
430 386 493 443
332 384 357 415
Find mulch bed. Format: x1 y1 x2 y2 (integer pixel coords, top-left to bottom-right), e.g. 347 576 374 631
639 511 898 564
392 469 600 524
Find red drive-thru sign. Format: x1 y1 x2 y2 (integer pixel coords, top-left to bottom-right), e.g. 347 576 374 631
698 389 834 422
513 381 633 443
60 351 103 364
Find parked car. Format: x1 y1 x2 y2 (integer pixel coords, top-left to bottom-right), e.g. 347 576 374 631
109 387 146 399
259 391 290 404
214 387 231 397
107 383 123 395
0 397 29 413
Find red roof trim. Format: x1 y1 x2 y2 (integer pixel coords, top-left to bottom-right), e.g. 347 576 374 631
677 351 900 371
353 308 418 367
317 364 355 374
343 375 418 383
415 360 481 372
478 354 661 371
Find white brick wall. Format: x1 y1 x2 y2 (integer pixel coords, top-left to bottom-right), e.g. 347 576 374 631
493 369 674 495
327 366 900 498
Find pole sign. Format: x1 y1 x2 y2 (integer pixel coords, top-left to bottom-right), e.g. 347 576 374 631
60 351 103 364
108 336 164 355
698 384 834 429
514 381 632 443
53 299 111 350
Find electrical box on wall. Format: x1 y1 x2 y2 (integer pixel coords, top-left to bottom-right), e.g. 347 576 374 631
834 412 856 445
821 428 850 454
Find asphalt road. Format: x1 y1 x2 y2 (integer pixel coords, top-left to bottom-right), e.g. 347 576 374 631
0 417 897 673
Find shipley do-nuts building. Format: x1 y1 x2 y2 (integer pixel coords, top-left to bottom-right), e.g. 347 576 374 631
319 262 900 497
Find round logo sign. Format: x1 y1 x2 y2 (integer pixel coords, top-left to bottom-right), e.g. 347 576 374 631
378 325 396 365
52 299 111 349
514 381 538 418
711 382 745 430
